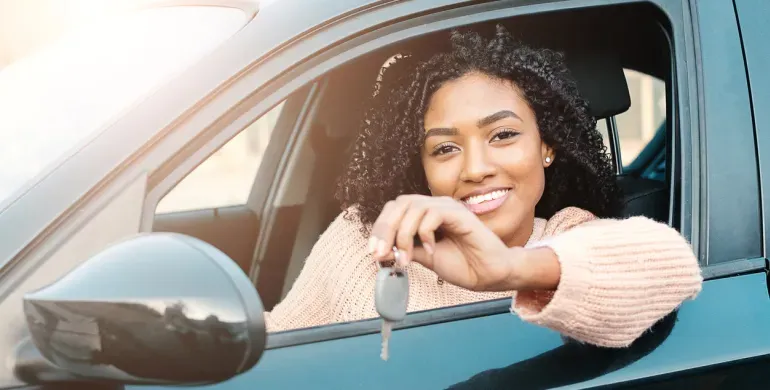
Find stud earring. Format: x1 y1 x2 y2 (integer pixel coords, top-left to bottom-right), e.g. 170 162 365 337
545 156 552 164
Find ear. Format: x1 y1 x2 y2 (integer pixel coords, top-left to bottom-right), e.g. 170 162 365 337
541 142 555 168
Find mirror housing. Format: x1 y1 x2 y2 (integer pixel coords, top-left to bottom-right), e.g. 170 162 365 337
15 233 266 385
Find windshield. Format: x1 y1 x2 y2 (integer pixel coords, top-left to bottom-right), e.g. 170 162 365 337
0 6 248 207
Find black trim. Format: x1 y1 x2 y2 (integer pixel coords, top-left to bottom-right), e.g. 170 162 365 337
266 298 512 349
607 116 623 175
701 257 767 280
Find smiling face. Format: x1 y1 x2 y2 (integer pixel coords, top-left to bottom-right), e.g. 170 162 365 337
421 72 554 246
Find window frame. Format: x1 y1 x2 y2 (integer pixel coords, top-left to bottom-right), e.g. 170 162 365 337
138 0 699 349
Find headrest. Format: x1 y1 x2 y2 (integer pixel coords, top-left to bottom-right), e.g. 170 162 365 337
564 49 631 118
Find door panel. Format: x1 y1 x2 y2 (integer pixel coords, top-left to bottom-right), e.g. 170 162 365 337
153 205 259 275
132 272 770 389
735 0 770 253
695 0 762 264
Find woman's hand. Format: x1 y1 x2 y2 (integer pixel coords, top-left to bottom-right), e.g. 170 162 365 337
367 194 535 291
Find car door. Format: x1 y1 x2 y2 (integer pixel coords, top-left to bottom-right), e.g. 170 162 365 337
135 0 769 389
3 1 769 390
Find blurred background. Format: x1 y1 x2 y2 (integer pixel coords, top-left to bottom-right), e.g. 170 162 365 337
0 0 136 68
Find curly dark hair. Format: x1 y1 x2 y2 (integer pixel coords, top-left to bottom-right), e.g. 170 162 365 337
335 24 620 229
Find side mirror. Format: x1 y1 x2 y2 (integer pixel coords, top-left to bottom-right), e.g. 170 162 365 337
13 233 266 386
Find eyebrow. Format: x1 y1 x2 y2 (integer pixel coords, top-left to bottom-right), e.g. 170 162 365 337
424 127 458 139
424 110 522 139
476 110 521 128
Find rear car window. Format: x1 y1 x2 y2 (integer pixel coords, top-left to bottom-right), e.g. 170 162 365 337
597 69 666 167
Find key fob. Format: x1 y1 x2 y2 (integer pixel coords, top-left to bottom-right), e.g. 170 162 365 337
375 267 409 322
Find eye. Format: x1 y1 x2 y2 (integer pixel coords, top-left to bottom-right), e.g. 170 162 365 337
491 128 520 142
430 142 459 156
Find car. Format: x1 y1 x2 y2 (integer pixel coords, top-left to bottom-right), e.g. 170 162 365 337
0 0 769 388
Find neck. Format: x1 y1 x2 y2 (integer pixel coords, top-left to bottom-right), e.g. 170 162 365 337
502 213 536 248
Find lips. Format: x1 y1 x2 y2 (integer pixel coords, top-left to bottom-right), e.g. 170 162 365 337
461 188 511 215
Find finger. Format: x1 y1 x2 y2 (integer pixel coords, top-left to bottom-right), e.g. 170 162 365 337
410 246 433 269
368 200 395 254
395 205 428 268
374 248 416 271
371 195 422 258
413 209 443 269
370 199 407 258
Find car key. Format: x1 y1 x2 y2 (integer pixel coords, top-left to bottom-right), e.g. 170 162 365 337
379 319 393 361
375 267 408 361
375 249 409 361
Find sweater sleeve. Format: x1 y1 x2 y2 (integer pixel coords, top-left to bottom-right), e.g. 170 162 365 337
265 208 368 332
512 209 703 348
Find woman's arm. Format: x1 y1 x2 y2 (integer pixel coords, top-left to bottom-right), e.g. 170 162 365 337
265 209 367 332
510 208 703 348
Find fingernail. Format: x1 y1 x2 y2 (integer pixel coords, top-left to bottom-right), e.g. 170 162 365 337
398 250 409 269
424 242 434 256
376 240 389 257
368 237 378 254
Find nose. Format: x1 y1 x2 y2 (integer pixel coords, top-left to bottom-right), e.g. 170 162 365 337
459 142 496 183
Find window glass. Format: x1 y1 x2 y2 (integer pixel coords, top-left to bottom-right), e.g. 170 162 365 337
156 102 285 213
598 69 666 167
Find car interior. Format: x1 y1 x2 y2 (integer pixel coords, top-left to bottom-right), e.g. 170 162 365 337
154 2 674 312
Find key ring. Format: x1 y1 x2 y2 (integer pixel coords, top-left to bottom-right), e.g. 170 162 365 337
391 246 401 271
376 246 440 284
375 246 401 270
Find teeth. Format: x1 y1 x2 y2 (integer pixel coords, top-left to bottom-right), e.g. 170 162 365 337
464 189 509 205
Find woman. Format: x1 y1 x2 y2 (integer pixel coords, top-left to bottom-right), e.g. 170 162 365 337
265 25 702 348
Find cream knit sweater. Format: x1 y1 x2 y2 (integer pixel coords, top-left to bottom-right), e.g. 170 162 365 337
265 206 703 348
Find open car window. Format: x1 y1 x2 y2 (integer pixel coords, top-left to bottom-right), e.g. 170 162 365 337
147 0 680 348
